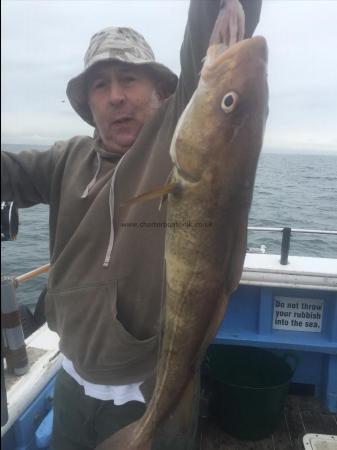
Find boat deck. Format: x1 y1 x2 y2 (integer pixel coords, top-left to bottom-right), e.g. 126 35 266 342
198 395 337 449
4 346 47 391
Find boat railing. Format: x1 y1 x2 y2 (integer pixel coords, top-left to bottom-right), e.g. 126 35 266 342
247 226 337 264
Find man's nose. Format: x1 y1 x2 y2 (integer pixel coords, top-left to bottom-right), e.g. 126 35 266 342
108 82 126 105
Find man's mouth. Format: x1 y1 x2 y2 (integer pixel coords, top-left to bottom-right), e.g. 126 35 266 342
111 117 133 125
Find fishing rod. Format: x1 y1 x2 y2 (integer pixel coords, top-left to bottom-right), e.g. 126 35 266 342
15 263 50 286
1 201 19 242
1 202 50 418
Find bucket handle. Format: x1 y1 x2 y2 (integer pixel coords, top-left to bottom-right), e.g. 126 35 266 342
282 353 299 375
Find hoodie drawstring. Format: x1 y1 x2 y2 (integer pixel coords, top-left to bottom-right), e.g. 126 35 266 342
81 153 102 199
103 153 127 268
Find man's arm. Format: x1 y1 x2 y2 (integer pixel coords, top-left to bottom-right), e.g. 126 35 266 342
1 143 63 207
241 0 263 38
178 0 262 103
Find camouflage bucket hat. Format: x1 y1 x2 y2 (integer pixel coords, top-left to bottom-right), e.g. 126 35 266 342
66 26 178 126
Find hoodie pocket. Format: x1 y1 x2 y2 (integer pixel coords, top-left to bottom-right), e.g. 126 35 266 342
45 281 158 378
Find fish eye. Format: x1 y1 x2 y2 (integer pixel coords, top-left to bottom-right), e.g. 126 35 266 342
221 91 239 113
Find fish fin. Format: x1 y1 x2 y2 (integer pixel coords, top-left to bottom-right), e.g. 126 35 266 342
224 219 248 293
122 182 180 207
95 420 152 450
193 223 248 368
158 169 175 211
158 193 168 211
192 293 231 370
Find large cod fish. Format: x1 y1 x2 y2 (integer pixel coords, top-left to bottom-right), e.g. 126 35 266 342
97 35 268 450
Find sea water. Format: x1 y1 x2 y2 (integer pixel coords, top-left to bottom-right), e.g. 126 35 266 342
1 145 337 309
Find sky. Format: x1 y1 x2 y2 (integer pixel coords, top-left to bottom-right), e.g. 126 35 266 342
1 0 337 154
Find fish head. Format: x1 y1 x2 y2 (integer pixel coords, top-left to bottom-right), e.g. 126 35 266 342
170 36 269 190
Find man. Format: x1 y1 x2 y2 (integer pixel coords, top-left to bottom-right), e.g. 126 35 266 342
1 1 262 448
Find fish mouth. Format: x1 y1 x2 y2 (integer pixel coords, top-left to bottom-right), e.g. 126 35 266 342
252 36 268 61
203 35 268 80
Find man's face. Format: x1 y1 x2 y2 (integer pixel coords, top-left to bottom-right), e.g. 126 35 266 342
87 62 164 153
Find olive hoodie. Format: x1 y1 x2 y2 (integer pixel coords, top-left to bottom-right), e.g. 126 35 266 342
1 0 261 386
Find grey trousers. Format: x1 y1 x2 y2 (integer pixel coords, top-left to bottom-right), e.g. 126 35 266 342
50 368 199 450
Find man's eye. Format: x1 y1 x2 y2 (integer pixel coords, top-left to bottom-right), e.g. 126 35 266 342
122 75 138 83
92 80 106 90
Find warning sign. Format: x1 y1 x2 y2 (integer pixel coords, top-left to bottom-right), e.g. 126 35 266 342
272 297 324 332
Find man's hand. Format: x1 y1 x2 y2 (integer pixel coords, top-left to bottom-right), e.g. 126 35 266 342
209 0 245 47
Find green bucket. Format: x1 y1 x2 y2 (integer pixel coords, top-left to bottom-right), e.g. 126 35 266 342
207 345 296 440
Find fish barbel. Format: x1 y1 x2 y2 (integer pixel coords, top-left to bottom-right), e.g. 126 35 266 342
97 35 268 450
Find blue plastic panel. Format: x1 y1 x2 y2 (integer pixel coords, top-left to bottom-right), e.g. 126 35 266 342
35 408 53 449
214 285 337 412
13 378 54 448
1 375 56 450
215 286 337 353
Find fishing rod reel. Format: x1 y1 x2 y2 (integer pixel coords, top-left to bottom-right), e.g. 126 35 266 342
1 201 19 242
1 201 24 426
